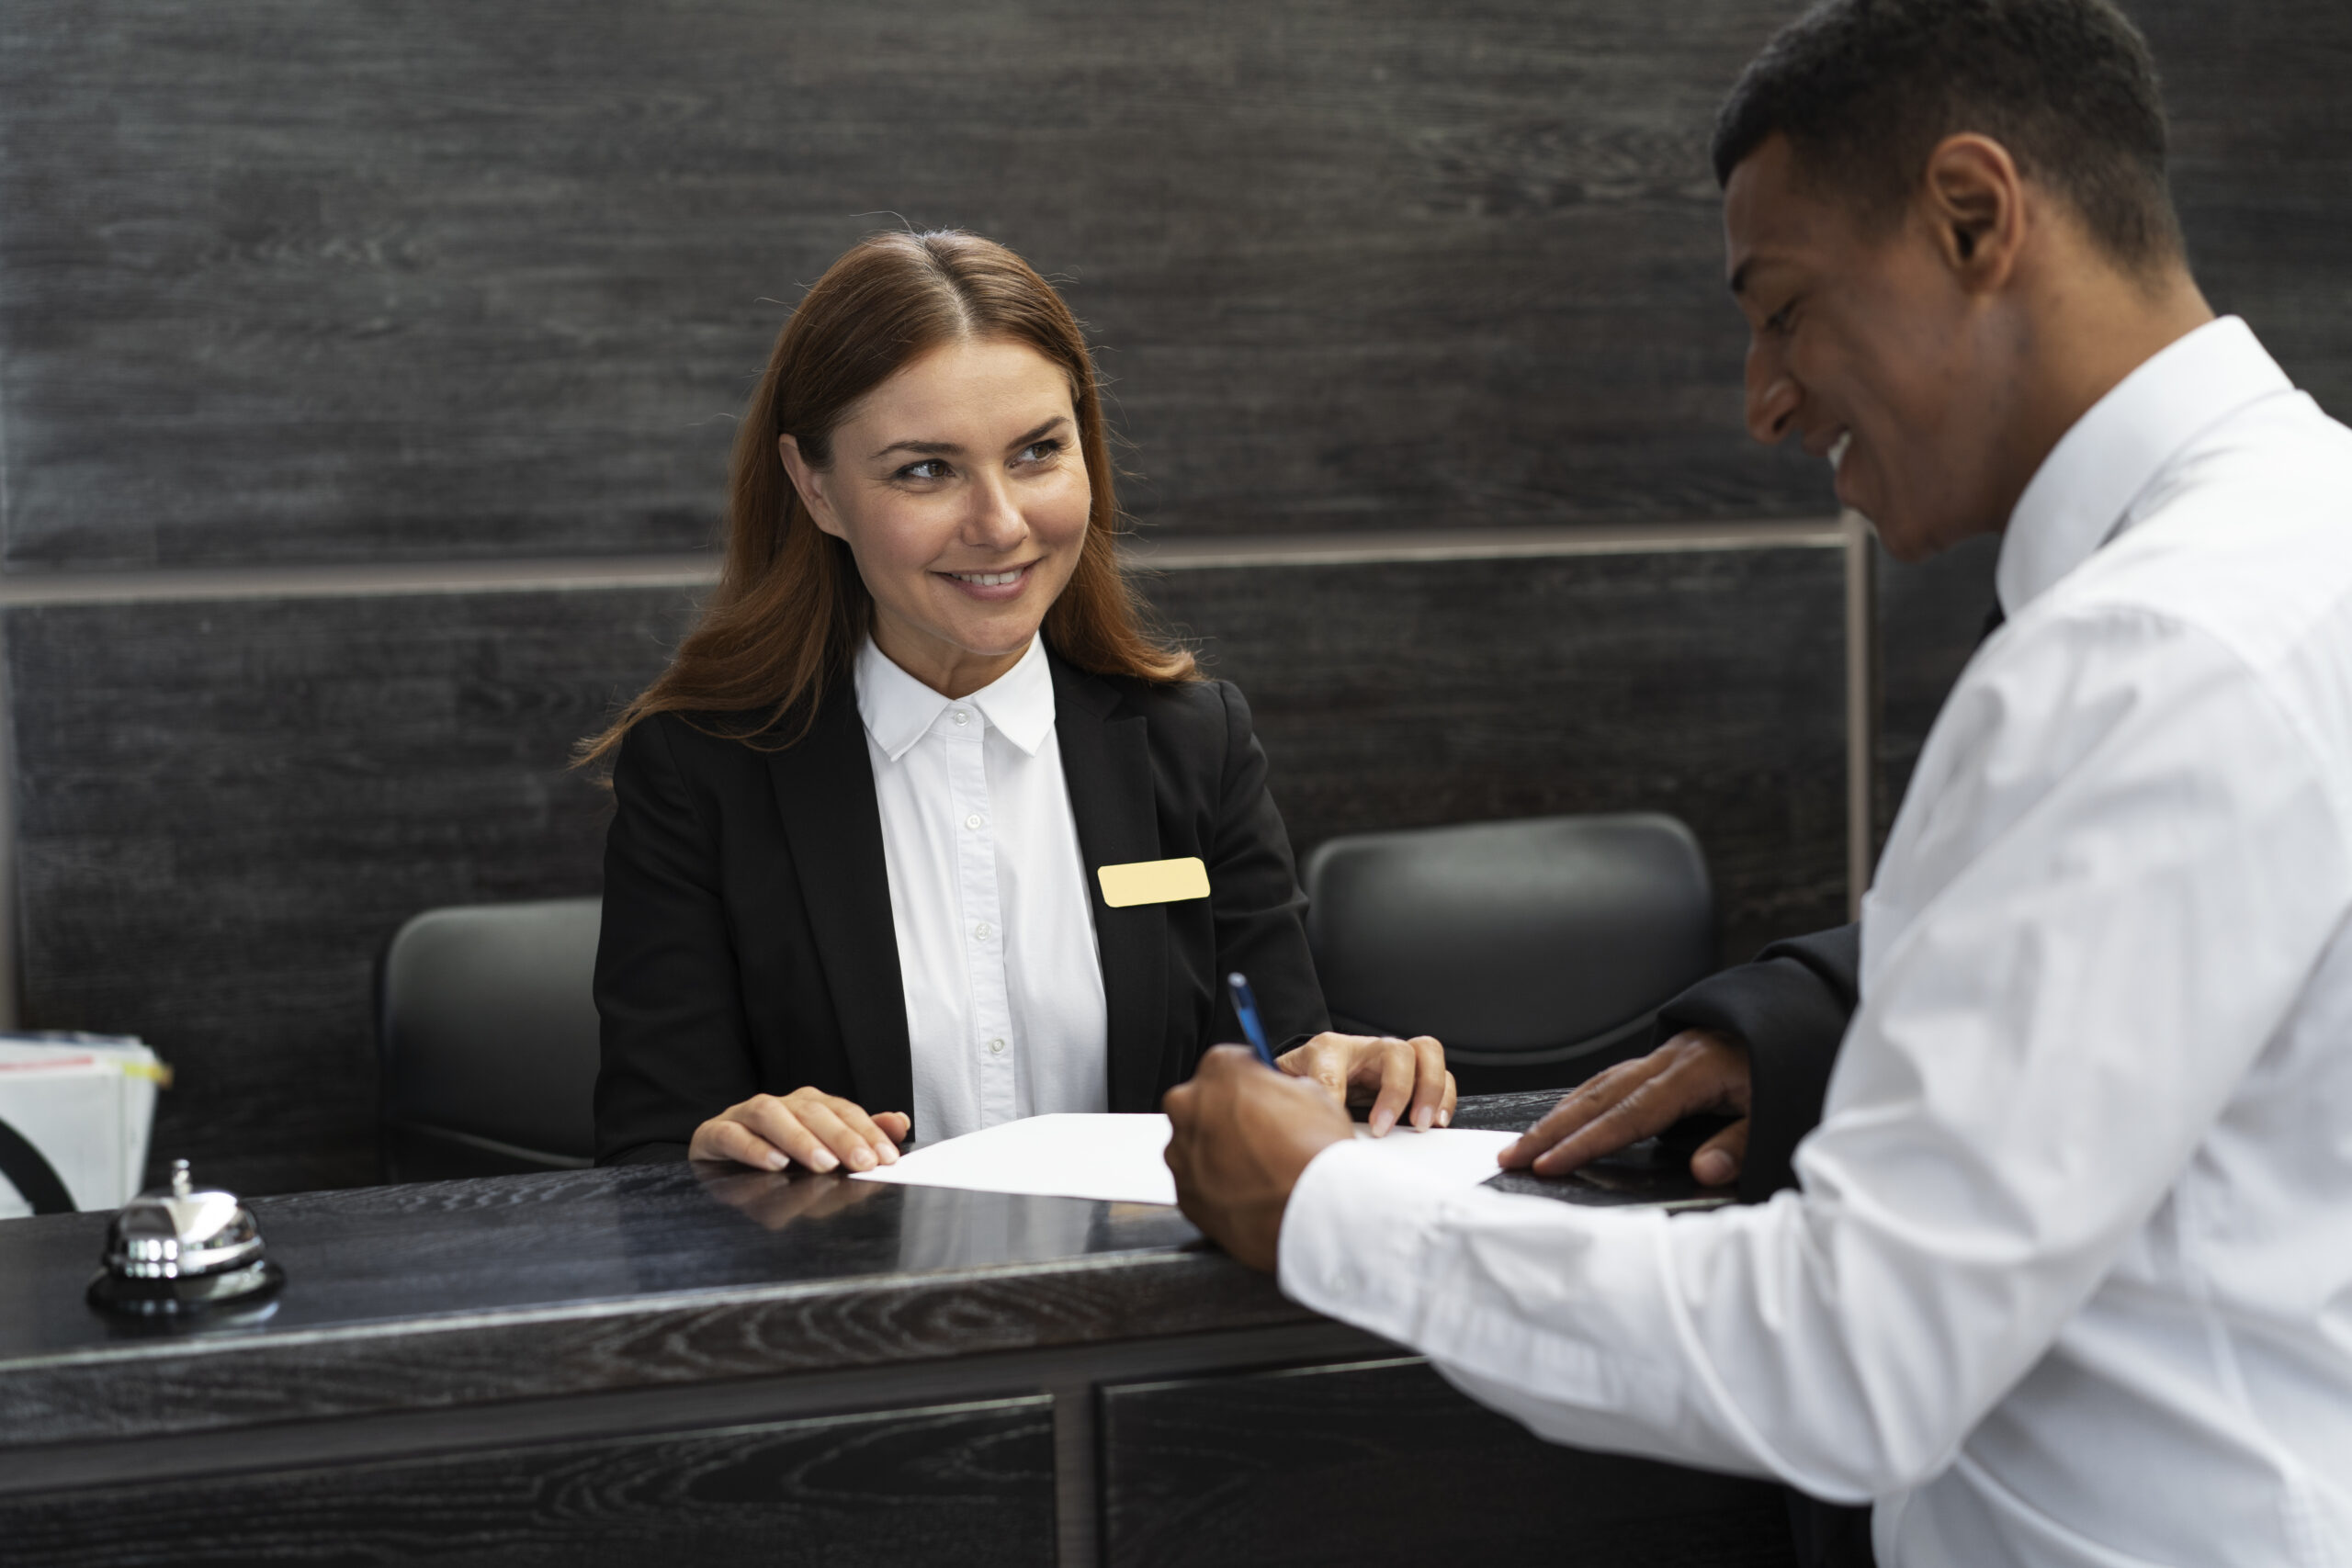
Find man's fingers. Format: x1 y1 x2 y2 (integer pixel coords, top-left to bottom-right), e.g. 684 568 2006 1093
1527 1079 1687 1175
1407 1036 1447 1131
1364 1038 1416 1136
874 1111 912 1144
1498 1058 1659 1168
1439 1070 1457 1127
1691 1117 1749 1187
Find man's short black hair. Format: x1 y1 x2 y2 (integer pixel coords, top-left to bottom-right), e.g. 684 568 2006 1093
1713 0 2184 272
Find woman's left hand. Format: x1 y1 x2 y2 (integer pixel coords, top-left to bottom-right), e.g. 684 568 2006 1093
1275 1032 1456 1136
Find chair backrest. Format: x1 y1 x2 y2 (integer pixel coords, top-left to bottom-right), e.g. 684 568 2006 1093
1303 813 1713 1085
377 897 603 1180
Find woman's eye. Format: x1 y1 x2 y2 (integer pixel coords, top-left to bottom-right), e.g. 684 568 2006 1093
1014 439 1061 467
896 458 951 481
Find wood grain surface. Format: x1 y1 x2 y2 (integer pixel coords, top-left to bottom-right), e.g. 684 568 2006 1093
4 586 693 1194
1149 547 1850 962
1100 1356 1793 1567
0 0 1823 568
0 1161 1285 1450
3 2 2346 568
0 1396 1057 1568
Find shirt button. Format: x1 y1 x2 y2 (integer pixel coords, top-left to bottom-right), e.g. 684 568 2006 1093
965 814 984 830
973 921 994 941
987 1037 1007 1055
952 709 971 726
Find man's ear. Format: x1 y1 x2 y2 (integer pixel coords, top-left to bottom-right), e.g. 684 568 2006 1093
1921 133 2026 291
777 434 847 540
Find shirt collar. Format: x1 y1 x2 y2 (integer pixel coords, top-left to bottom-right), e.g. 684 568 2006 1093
1996 316 2293 617
854 633 1057 761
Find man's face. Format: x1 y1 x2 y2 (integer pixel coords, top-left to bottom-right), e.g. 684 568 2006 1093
1724 135 2018 561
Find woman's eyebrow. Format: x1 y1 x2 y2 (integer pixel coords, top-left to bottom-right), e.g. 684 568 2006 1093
1002 415 1071 451
868 415 1071 464
869 436 960 461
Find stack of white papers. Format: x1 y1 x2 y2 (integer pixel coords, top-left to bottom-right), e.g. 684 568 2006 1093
0 1034 167 1219
850 1112 1516 1207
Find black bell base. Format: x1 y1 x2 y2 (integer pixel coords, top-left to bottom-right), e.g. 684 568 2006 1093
86 1259 285 1319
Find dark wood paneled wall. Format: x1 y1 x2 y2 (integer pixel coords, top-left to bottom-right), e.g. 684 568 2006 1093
0 0 1823 569
2 0 2346 1193
6 550 1841 1196
1149 549 1848 958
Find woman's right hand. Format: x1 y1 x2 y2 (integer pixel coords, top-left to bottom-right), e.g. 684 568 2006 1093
688 1088 910 1173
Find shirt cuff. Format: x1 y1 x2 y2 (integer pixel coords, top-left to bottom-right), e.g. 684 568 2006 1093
1279 1135 1684 1434
1277 1134 1457 1346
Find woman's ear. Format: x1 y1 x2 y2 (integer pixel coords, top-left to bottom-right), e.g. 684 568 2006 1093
777 434 847 540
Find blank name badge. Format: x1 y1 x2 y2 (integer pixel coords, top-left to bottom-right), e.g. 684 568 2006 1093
1097 857 1211 908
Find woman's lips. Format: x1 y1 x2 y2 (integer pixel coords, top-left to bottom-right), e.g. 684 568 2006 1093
936 562 1035 601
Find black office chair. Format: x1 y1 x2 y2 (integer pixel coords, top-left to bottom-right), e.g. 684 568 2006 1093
1302 813 1715 1096
377 897 604 1181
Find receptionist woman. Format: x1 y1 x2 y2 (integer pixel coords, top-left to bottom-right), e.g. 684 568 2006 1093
586 230 1453 1175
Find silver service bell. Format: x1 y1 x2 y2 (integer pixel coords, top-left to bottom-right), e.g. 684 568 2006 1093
87 1158 285 1317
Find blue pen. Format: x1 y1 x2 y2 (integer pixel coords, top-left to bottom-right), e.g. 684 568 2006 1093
1226 972 1278 1067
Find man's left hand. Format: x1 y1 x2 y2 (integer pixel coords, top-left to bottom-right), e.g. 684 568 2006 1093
1165 1044 1354 1270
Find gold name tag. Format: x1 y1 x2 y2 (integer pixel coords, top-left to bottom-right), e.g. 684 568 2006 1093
1098 857 1210 908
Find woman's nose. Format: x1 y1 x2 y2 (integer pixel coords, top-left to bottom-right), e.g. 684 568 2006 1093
964 473 1028 547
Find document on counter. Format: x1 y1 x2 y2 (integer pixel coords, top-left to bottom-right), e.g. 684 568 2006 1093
848 1112 1518 1207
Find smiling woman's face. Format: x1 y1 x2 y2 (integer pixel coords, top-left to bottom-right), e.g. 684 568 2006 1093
780 336 1091 698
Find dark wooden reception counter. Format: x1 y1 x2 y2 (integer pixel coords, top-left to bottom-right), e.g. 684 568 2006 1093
0 1092 1792 1567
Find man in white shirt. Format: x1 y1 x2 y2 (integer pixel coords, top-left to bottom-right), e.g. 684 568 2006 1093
1164 2 2352 1563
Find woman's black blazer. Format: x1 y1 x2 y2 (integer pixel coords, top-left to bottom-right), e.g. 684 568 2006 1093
593 652 1330 1163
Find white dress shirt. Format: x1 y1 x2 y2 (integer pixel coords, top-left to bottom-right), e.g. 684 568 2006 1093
1280 318 2352 1567
854 634 1109 1145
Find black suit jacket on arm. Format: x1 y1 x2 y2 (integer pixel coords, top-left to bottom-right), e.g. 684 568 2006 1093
1652 924 1860 1204
593 654 1329 1163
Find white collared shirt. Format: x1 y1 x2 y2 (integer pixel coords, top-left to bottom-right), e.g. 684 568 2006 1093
854 634 1108 1145
1279 318 2352 1566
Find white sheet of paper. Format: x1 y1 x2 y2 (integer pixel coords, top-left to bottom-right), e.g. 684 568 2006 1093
848 1111 1516 1207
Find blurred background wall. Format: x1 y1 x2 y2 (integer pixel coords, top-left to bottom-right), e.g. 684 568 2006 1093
0 0 2342 1194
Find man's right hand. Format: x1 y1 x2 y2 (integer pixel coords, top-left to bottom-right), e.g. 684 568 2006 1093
1498 1029 1753 1187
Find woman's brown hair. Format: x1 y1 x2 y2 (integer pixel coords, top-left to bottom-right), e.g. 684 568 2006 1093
580 230 1195 764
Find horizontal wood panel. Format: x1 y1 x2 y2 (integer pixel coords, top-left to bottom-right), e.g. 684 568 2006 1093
1100 1356 1792 1568
4 586 692 1195
3 3 2346 570
0 0 1822 569
1148 547 1849 963
0 1396 1056 1568
6 546 1839 1194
